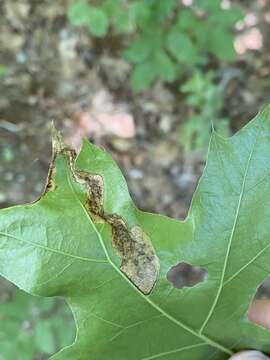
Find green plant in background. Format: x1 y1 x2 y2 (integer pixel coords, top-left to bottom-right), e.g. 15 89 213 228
0 288 75 360
68 0 243 150
68 2 109 36
0 65 7 78
180 71 229 151
68 0 243 91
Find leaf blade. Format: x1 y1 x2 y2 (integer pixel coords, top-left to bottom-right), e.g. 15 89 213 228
2 108 270 358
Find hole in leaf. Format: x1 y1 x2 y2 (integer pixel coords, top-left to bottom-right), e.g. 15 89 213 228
166 262 208 289
248 276 270 331
254 276 270 299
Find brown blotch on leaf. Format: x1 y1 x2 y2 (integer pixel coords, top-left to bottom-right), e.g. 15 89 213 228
45 172 56 193
45 126 77 194
83 174 104 216
43 125 63 194
51 128 160 295
119 225 160 295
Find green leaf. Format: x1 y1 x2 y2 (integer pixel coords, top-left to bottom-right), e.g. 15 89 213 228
35 320 55 354
209 7 244 27
0 65 7 77
123 38 153 63
154 51 177 82
180 114 203 151
0 288 75 358
102 0 134 33
68 2 92 26
166 28 198 64
2 108 270 359
177 9 198 30
191 22 210 49
197 0 221 12
68 3 108 37
130 62 157 91
153 0 176 23
87 7 108 37
209 29 236 61
102 0 126 18
113 12 134 33
131 0 152 29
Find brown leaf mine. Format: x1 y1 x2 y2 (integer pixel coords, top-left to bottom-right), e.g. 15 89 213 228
118 225 160 295
44 125 64 194
49 128 160 294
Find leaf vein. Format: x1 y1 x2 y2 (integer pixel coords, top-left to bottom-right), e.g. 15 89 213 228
140 343 208 360
224 241 270 286
0 232 108 264
199 131 259 333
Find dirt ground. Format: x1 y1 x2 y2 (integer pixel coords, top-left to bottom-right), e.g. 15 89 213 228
1 0 270 220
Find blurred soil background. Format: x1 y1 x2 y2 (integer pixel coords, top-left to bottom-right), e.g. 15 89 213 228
0 0 270 358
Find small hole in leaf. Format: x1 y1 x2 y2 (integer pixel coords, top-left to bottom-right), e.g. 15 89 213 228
166 262 208 289
248 276 270 331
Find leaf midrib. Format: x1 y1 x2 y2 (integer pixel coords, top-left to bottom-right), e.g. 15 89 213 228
199 131 259 333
